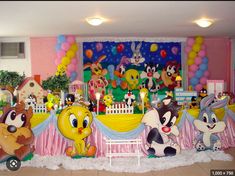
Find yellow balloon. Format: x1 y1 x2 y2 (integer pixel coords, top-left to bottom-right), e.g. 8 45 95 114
71 44 78 52
187 58 194 66
195 36 204 44
188 51 197 59
61 56 70 66
57 64 66 73
66 50 75 58
192 43 201 52
150 44 158 52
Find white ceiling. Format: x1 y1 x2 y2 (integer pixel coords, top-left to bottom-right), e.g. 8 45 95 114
0 1 235 38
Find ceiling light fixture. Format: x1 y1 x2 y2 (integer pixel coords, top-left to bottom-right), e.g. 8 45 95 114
195 18 213 28
86 17 105 26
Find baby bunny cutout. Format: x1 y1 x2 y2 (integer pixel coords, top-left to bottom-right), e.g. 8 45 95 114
193 94 228 151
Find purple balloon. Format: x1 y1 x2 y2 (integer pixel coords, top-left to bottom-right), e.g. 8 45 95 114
67 36 75 44
96 42 103 52
204 70 210 77
200 77 207 85
185 46 192 53
71 58 78 65
195 84 203 92
57 50 66 58
171 46 178 55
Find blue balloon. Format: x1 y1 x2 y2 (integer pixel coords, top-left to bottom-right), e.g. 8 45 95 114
55 43 61 51
57 35 66 43
195 70 203 78
111 47 117 55
71 71 77 79
190 77 199 86
199 63 208 71
202 57 208 64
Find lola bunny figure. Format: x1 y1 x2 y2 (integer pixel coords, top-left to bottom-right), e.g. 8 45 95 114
130 42 145 66
193 94 228 151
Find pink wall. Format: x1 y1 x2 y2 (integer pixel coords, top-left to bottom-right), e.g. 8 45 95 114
204 38 231 91
30 37 57 82
30 37 82 83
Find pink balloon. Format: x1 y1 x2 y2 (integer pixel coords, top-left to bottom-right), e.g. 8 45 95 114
66 70 71 77
200 77 207 85
57 50 66 58
189 64 199 72
188 71 195 78
198 49 206 57
96 42 103 52
67 64 74 72
195 56 202 65
204 70 210 77
187 38 195 46
67 36 75 44
71 58 78 65
184 46 192 53
71 64 77 72
195 84 203 92
61 42 70 51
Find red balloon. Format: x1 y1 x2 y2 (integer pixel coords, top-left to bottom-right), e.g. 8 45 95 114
160 50 167 58
116 43 124 53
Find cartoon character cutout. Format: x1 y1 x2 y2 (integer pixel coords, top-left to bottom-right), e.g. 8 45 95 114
193 94 228 152
160 61 180 90
103 94 114 108
142 96 181 157
130 42 145 66
83 55 108 81
123 90 136 107
57 106 96 157
124 69 140 90
140 63 161 93
0 102 34 161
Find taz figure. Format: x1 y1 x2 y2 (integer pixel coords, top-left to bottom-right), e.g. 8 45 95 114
0 102 34 161
160 61 180 90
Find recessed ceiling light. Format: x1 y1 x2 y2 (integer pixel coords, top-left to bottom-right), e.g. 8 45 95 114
86 17 105 26
195 18 213 28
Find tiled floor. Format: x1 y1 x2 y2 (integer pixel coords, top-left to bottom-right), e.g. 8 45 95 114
1 148 234 176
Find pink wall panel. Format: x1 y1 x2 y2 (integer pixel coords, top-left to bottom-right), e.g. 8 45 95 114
30 37 57 81
204 38 231 91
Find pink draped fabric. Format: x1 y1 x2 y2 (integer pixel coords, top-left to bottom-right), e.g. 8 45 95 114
33 116 235 156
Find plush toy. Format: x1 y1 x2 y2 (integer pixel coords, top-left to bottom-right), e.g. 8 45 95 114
65 94 75 106
140 63 161 93
142 96 181 157
0 102 34 161
103 94 114 108
124 69 140 90
123 90 136 107
160 61 180 90
130 42 145 66
57 106 96 157
193 94 228 151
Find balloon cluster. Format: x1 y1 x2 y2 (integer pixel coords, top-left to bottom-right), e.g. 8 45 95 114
111 43 125 55
185 36 210 92
55 35 79 82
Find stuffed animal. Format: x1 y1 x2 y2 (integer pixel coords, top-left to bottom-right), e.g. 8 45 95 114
160 61 180 90
0 102 34 161
65 94 75 106
142 96 181 157
57 106 96 157
140 63 161 93
130 42 145 66
193 94 228 151
123 90 136 107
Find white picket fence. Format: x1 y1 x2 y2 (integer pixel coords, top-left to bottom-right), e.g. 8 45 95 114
106 103 134 114
32 104 47 113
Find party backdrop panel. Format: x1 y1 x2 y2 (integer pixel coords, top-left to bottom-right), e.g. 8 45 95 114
83 41 182 102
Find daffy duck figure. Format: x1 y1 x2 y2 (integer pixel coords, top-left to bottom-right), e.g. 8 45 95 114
65 94 75 106
198 88 208 100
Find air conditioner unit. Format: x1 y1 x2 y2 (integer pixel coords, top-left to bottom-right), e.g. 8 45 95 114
0 42 25 59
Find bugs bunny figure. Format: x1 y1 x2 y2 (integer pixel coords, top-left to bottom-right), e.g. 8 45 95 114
130 42 145 66
193 94 228 151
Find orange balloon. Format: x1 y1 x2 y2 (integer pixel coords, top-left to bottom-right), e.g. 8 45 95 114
85 49 93 59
